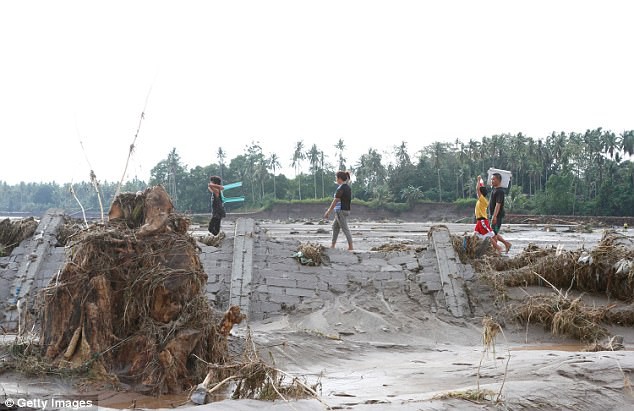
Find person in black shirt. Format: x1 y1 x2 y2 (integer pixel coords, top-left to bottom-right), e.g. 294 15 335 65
207 175 226 236
489 172 512 253
324 171 353 251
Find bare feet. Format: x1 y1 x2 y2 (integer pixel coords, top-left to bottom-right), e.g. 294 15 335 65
505 243 512 253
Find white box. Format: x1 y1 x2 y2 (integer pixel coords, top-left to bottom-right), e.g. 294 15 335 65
487 168 512 188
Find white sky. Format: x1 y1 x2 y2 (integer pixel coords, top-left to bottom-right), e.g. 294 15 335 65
1 0 632 185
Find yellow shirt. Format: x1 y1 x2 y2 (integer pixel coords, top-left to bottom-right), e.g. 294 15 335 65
475 195 489 219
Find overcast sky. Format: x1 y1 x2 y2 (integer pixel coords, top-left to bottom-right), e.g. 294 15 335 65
1 0 632 185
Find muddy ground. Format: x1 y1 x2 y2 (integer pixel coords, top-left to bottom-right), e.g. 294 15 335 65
2 218 634 410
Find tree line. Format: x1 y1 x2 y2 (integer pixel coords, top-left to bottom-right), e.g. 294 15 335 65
2 128 634 217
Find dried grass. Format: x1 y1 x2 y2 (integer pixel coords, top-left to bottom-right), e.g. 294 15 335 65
370 241 424 252
477 230 634 302
451 234 499 263
509 294 609 342
482 316 501 354
434 388 497 402
195 328 323 404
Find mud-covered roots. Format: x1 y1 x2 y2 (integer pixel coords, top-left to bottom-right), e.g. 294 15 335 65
55 216 85 246
37 186 232 395
0 217 38 256
196 330 322 403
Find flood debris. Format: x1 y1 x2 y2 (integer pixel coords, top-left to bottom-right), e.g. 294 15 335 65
37 186 233 394
370 241 423 252
55 216 85 246
0 217 38 256
198 231 226 247
451 233 499 262
473 229 634 344
191 328 323 405
292 242 327 266
478 230 634 301
509 294 610 342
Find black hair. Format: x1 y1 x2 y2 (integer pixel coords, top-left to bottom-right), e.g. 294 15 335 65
479 186 488 196
336 170 350 182
209 175 222 185
492 172 502 181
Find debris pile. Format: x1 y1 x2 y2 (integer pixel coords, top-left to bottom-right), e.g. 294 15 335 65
0 217 38 256
510 294 609 342
474 229 634 344
479 230 634 301
38 186 239 394
292 242 328 266
191 329 322 404
55 216 85 246
451 233 499 262
371 241 423 252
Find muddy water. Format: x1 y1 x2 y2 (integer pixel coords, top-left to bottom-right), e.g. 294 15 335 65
99 391 229 409
99 393 191 409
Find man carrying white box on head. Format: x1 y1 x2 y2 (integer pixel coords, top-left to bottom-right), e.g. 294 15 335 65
489 172 512 254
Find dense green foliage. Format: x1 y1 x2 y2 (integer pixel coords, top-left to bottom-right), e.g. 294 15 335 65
2 128 633 217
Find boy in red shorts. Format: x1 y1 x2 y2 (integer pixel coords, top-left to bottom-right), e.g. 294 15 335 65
474 175 502 253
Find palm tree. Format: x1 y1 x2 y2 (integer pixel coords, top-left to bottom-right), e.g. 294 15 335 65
601 129 619 159
217 147 226 181
621 130 634 156
254 158 268 201
245 141 264 202
335 138 346 171
431 142 447 202
354 148 387 199
319 150 326 198
395 141 411 167
400 185 424 209
372 184 390 206
292 140 305 200
267 153 281 199
307 144 320 199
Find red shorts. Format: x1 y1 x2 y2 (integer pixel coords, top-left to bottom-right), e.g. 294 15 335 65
474 218 495 239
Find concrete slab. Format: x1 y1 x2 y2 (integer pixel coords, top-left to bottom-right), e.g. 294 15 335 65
429 226 470 318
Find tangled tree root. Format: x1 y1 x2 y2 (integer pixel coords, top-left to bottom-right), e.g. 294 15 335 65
0 217 38 256
37 186 237 395
192 328 323 405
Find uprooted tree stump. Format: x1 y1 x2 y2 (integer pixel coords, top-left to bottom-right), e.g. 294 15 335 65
39 185 242 394
0 216 38 256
